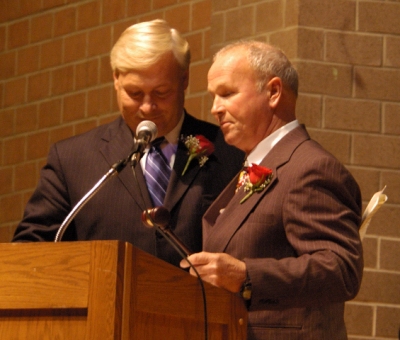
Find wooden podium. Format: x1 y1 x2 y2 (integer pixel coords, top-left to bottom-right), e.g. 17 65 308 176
0 241 247 339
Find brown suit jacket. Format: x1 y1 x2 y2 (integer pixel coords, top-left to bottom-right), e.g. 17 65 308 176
203 125 363 340
13 113 244 268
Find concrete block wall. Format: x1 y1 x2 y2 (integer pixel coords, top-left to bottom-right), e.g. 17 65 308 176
0 0 399 338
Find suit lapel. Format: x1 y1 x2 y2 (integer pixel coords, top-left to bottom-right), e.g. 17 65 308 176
204 169 277 252
97 114 210 213
203 125 310 252
163 113 205 211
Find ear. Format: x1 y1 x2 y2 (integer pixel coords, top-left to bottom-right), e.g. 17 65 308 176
182 69 189 90
113 71 120 91
267 77 282 109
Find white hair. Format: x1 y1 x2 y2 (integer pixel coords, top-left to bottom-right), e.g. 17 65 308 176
110 19 190 73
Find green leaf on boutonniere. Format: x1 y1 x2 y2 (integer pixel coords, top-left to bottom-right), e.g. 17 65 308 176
181 134 215 176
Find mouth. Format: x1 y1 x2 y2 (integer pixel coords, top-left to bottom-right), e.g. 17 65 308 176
138 115 164 123
219 121 231 128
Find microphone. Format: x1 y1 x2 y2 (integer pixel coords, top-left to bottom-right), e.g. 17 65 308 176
131 120 158 166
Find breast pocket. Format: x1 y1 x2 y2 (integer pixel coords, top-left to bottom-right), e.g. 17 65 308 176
226 211 293 259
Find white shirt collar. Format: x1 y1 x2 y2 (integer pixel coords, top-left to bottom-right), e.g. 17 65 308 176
163 111 184 145
246 120 300 166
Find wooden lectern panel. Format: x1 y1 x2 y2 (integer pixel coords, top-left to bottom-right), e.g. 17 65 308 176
126 245 247 339
0 241 247 339
0 241 123 339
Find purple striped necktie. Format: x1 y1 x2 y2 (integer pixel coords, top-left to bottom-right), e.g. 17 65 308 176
145 138 172 206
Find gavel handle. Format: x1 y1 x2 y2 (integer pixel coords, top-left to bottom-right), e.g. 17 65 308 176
161 228 192 256
142 207 192 256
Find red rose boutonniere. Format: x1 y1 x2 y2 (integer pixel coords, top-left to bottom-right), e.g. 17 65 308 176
181 134 215 176
239 163 273 204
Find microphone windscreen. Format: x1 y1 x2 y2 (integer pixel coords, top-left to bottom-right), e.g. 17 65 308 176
136 120 158 142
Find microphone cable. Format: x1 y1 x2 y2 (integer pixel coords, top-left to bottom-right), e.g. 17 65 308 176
131 161 209 340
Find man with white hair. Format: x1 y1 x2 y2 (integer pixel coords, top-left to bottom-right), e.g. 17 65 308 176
13 20 244 268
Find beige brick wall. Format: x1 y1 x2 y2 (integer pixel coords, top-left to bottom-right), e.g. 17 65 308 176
0 0 399 338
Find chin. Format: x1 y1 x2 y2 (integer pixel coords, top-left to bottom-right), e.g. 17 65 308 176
224 136 237 147
224 134 242 150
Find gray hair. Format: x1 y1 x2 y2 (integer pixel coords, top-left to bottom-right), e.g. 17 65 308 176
214 41 298 96
110 19 190 73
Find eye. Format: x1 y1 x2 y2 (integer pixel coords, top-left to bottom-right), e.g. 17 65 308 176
220 91 234 98
154 89 171 98
127 91 143 99
216 87 235 98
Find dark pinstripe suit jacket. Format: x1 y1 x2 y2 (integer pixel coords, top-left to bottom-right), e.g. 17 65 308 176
203 125 363 340
13 113 244 268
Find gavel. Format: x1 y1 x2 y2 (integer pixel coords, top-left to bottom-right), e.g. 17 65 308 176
141 206 192 256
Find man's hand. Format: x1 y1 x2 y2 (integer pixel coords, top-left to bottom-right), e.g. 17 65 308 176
180 251 247 293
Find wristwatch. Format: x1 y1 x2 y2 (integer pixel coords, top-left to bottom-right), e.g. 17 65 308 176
240 273 252 301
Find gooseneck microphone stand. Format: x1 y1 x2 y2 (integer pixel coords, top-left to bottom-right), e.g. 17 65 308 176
55 120 157 242
54 150 136 242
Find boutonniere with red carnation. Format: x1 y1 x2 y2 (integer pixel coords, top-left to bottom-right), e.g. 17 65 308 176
181 134 215 176
239 163 273 204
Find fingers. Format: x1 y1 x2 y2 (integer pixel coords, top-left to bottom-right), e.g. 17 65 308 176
179 251 213 268
179 252 247 293
180 257 191 269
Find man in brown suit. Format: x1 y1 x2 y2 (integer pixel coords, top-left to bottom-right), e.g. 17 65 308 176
181 41 363 339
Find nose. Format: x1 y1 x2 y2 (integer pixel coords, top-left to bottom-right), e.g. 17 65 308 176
140 94 156 114
210 96 224 118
